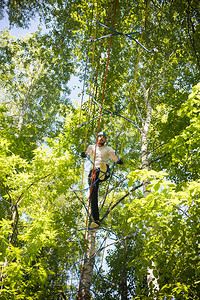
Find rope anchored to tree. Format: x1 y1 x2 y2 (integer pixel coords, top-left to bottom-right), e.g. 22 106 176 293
87 21 157 53
78 95 142 133
68 227 122 299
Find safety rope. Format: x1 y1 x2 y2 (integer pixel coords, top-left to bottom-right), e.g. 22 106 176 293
77 0 119 295
105 0 151 225
97 2 152 292
93 21 154 53
75 2 99 295
68 227 121 299
72 1 152 298
95 0 118 137
78 95 142 133
73 4 96 275
86 0 119 234
87 0 118 229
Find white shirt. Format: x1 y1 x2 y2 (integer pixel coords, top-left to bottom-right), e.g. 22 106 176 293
87 144 115 168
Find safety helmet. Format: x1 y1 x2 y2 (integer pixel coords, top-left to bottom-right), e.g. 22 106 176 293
98 132 107 138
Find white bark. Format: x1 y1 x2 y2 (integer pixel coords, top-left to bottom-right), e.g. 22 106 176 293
78 229 96 300
0 259 8 290
141 81 151 196
16 63 43 133
147 263 159 294
0 203 19 289
17 101 28 132
141 82 159 297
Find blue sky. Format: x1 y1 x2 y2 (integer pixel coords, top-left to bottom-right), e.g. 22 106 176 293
0 14 42 36
0 14 82 106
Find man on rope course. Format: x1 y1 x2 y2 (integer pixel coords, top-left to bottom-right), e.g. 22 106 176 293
81 132 123 228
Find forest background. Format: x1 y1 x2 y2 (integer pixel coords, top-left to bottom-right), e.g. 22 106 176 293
0 0 200 299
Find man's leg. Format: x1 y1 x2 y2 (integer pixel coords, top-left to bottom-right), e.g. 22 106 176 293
88 170 100 224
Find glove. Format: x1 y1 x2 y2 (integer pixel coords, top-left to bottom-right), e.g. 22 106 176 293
117 158 123 165
81 151 87 158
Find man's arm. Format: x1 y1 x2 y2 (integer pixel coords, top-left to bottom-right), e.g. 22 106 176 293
86 145 93 156
81 145 93 158
109 151 119 163
109 151 123 164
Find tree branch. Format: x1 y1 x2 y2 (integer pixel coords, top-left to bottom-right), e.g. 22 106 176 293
100 176 128 210
132 96 143 123
141 82 148 105
94 231 146 259
16 173 51 204
102 183 143 220
149 153 169 165
148 142 167 154
0 179 12 203
9 203 19 244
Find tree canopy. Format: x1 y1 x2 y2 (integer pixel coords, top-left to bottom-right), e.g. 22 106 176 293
0 0 200 299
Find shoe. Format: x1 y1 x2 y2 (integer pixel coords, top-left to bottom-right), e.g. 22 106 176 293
90 221 100 229
99 163 107 181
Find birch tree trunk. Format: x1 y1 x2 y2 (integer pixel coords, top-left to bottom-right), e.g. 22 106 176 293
120 239 128 300
16 63 43 133
78 229 96 300
0 201 19 289
17 100 28 132
141 82 159 297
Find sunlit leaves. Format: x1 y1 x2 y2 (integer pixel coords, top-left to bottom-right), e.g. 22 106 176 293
0 29 72 160
0 131 81 298
0 0 200 298
126 169 200 298
158 83 200 184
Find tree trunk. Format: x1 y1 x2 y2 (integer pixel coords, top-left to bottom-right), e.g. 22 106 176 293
17 101 28 132
0 202 19 289
121 272 128 300
141 82 159 297
0 259 8 290
120 239 128 300
77 229 96 300
147 262 159 296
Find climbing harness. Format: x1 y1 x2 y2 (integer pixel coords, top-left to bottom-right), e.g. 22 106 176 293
72 154 130 195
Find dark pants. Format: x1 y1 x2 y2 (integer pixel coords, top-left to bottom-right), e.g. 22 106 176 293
88 165 109 222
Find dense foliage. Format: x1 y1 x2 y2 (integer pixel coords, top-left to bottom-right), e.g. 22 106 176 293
0 0 200 299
